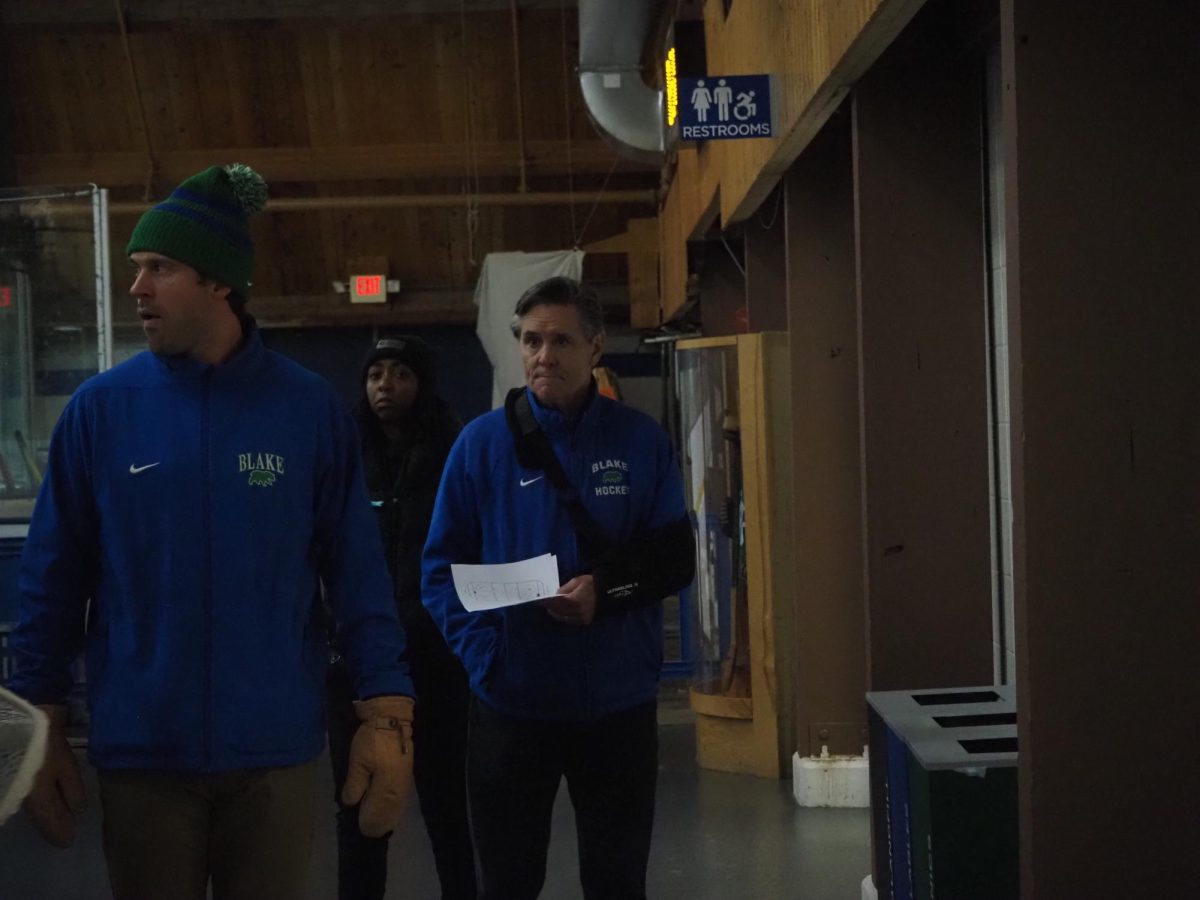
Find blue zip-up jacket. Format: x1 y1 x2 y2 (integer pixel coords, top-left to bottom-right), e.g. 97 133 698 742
9 329 413 772
421 386 686 721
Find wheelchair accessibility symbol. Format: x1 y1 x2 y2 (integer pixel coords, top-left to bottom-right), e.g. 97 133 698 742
733 90 757 121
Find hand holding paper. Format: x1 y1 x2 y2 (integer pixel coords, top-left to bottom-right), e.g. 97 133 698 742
539 574 596 626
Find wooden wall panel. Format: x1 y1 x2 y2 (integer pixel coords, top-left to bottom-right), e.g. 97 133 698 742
739 331 796 777
783 108 866 759
687 332 796 778
512 10 594 144
742 184 787 332
3 8 656 324
700 0 927 224
657 146 717 322
47 34 100 152
103 185 636 310
626 217 660 329
673 146 710 241
697 235 745 337
854 0 993 692
13 144 634 187
296 26 337 148
1002 3 1200 897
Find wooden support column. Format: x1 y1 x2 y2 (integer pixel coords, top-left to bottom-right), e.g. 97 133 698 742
625 217 660 329
783 107 866 759
584 217 661 329
1002 2 1200 897
659 172 690 322
853 0 993 693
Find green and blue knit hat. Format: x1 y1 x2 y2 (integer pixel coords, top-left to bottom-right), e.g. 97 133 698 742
126 163 268 297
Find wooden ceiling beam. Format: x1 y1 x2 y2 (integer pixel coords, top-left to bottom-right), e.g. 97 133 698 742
14 141 652 188
249 291 479 329
94 190 656 217
247 280 630 331
0 1 573 26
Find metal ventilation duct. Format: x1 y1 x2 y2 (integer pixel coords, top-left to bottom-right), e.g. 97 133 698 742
577 0 665 164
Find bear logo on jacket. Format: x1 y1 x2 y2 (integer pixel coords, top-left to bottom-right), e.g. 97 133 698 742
239 452 285 487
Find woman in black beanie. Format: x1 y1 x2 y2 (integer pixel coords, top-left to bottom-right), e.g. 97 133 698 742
326 335 476 900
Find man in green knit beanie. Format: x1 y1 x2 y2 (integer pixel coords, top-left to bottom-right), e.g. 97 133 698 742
124 163 264 359
10 164 417 900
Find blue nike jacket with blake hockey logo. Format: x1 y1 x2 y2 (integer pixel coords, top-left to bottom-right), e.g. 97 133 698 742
421 385 687 721
9 328 412 772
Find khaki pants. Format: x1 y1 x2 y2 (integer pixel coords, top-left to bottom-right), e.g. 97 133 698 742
98 760 317 900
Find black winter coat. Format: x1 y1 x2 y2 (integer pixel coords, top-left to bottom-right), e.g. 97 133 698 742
359 398 461 625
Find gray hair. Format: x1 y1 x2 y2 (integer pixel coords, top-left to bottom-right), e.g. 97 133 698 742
509 276 605 341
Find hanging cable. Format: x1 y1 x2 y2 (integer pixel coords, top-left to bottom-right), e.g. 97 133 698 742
574 154 620 247
510 0 529 192
559 0 578 243
113 0 157 201
720 233 747 279
756 181 785 231
460 0 482 265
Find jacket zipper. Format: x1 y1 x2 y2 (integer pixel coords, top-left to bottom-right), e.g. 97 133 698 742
202 370 213 770
570 432 592 719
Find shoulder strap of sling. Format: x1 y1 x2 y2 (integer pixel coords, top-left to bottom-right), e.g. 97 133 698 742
504 387 610 556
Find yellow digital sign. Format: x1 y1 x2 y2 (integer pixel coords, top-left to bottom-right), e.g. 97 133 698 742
665 47 678 127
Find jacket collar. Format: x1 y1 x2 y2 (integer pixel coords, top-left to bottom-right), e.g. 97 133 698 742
525 379 599 439
151 317 264 381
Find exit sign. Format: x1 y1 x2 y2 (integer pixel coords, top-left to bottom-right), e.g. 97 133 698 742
351 274 387 304
0 286 10 308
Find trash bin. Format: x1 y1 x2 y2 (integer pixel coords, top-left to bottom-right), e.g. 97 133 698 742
906 728 1017 899
867 686 1018 900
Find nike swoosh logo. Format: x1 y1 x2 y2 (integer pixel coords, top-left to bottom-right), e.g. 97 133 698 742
129 462 161 474
519 475 544 487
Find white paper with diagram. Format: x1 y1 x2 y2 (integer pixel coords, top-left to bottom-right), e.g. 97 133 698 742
451 553 562 612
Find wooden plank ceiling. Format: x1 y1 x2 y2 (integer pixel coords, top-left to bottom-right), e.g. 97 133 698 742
0 1 659 327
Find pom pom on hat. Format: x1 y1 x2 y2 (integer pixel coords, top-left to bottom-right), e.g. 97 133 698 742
224 163 268 215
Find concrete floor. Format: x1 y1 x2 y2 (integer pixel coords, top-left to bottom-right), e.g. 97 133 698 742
0 687 870 899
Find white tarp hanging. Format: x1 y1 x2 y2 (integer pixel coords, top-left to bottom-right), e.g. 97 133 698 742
474 250 585 409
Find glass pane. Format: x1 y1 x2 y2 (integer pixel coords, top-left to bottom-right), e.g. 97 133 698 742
0 187 102 513
677 343 749 698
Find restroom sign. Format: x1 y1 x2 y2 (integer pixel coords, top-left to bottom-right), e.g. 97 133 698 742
677 75 773 141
